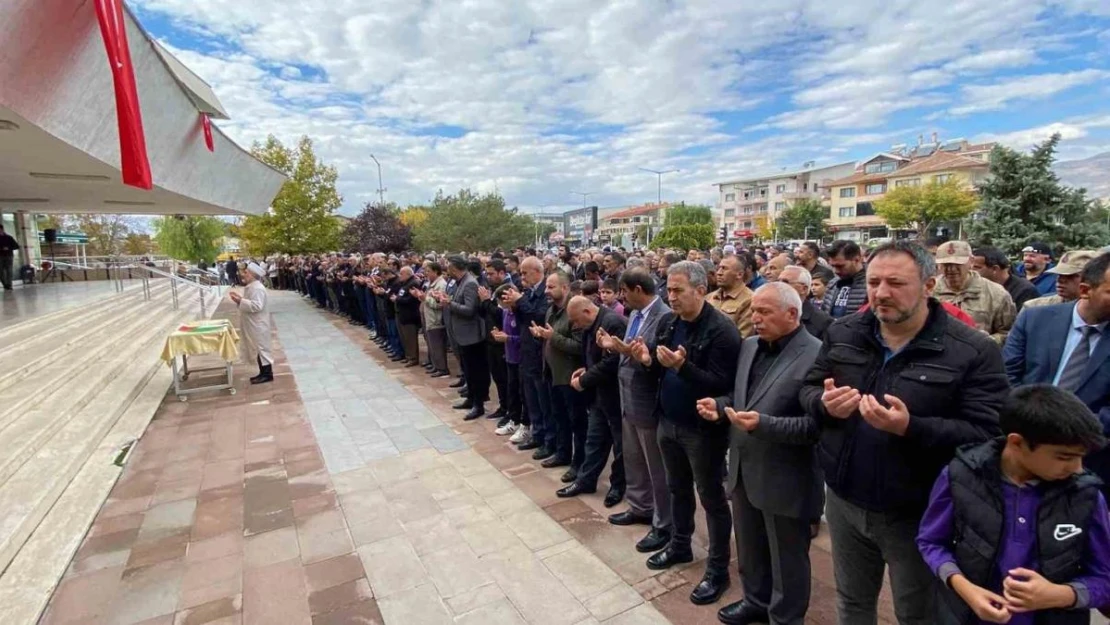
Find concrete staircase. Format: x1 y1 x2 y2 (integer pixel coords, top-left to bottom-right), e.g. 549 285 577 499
0 281 221 624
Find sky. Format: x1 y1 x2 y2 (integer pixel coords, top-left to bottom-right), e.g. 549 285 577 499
131 0 1110 216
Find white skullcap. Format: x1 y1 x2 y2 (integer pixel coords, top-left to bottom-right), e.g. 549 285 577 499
247 262 265 278
722 244 737 254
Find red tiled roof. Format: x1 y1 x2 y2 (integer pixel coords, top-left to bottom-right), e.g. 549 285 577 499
889 152 988 178
825 171 888 187
605 203 669 220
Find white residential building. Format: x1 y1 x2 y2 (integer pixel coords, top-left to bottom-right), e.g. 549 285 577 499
713 161 857 241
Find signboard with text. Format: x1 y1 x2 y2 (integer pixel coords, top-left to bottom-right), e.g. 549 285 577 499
562 206 598 244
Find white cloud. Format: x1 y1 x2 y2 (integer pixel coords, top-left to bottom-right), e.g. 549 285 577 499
132 0 1110 212
950 69 1110 115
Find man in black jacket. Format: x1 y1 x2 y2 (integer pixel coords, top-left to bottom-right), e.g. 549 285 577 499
393 266 422 366
799 240 1008 625
480 259 511 424
780 265 832 340
822 239 868 318
629 260 742 606
559 296 628 505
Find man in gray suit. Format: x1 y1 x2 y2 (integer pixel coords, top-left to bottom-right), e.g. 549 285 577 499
596 268 673 553
433 256 488 420
696 282 824 625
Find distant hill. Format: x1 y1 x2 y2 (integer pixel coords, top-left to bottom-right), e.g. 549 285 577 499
1055 152 1110 200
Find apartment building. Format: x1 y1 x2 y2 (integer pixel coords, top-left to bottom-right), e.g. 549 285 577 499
826 138 994 242
714 161 857 241
595 202 671 246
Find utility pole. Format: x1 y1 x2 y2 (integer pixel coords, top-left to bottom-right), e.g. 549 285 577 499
369 154 386 206
639 167 678 206
570 191 594 208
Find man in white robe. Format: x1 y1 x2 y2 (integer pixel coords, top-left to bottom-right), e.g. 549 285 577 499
230 262 273 384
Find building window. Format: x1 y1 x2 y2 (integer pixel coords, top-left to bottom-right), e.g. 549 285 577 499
775 184 786 193
724 209 735 217
757 204 768 213
839 207 855 217
935 174 953 183
774 202 786 210
864 161 898 174
759 188 768 197
857 202 874 216
743 207 752 215
865 183 887 195
839 188 856 198
743 191 752 200
743 221 752 228
724 193 735 202
895 178 921 187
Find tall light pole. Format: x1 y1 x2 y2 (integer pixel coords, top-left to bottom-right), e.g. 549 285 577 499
369 154 386 206
639 167 678 206
570 191 594 208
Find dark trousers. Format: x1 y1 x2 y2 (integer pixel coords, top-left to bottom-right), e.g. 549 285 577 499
550 384 588 469
505 363 527 425
575 394 624 492
458 342 491 404
386 319 403 354
426 327 449 373
657 419 732 576
0 255 12 290
399 323 419 363
733 479 812 625
522 369 552 447
487 342 508 412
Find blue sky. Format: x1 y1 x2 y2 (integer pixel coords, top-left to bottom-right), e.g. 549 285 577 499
131 0 1110 215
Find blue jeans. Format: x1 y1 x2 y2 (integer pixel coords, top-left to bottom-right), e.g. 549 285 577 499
387 319 403 354
522 369 552 448
362 290 378 333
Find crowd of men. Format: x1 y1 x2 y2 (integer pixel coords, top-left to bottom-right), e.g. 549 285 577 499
263 237 1110 625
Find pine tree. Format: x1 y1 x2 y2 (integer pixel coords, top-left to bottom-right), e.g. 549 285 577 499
968 134 1108 255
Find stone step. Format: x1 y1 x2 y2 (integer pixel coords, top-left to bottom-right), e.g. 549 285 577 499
0 282 173 397
0 286 139 351
0 303 187 575
0 285 175 429
0 365 174 625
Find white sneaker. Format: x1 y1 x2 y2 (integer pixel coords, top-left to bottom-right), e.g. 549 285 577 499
495 422 519 436
509 425 530 443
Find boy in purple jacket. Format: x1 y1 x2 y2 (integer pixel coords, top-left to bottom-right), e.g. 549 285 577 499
917 384 1110 624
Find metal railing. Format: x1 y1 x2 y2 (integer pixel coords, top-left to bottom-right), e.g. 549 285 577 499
131 263 224 318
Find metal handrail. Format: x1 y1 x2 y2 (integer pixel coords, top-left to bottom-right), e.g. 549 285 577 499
131 263 224 318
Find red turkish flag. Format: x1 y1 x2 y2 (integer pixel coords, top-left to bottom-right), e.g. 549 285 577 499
93 0 153 189
201 113 214 152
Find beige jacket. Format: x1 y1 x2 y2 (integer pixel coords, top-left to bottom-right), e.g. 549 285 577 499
1022 294 1067 309
707 283 754 338
934 271 1016 344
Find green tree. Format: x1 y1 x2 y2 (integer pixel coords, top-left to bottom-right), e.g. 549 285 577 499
968 134 1109 254
122 232 156 256
152 216 225 264
241 135 342 255
662 204 713 227
612 233 624 249
46 214 138 256
412 189 537 251
650 223 715 252
874 179 979 238
776 199 828 240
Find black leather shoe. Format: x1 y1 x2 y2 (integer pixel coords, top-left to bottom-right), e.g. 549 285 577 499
486 408 506 420
646 547 693 571
608 511 653 527
404 361 419 368
449 378 466 388
556 482 595 498
532 447 554 461
690 574 730 606
636 528 672 553
458 388 469 397
541 456 570 469
517 440 541 451
560 468 577 483
453 400 474 410
430 370 449 378
603 488 624 508
464 405 486 421
390 355 406 362
717 599 768 625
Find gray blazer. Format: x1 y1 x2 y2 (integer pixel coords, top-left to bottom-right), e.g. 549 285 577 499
617 297 671 427
447 273 486 347
718 329 824 519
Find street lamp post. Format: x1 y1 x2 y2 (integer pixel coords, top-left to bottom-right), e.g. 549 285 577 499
570 191 594 208
639 167 678 206
369 154 386 206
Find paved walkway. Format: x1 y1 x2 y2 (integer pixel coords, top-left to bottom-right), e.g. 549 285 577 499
39 292 671 624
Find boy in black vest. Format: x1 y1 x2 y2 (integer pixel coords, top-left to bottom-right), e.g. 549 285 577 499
917 384 1110 624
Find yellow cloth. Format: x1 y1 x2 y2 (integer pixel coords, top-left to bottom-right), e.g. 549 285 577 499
160 318 241 364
